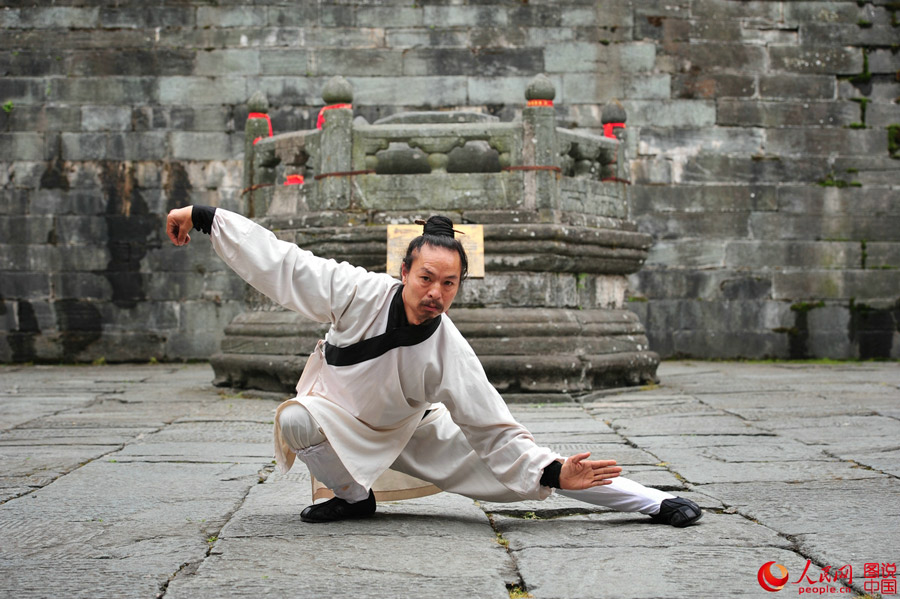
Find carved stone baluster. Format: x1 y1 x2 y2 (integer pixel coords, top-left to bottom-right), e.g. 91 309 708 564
243 91 272 217
318 76 354 210
522 74 560 214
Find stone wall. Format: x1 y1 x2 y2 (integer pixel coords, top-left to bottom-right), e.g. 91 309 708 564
1 0 898 363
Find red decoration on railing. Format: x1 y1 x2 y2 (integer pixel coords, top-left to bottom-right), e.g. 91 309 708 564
316 103 353 129
603 122 626 138
527 99 554 107
284 175 305 186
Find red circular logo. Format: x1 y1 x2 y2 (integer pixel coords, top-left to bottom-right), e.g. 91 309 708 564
758 561 789 592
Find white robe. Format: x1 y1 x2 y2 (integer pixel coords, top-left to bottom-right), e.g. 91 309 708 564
209 209 559 501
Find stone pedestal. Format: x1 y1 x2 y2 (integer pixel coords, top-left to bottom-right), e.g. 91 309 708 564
211 75 658 401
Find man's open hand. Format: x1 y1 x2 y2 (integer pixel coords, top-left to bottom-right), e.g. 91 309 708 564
167 206 193 246
559 453 622 490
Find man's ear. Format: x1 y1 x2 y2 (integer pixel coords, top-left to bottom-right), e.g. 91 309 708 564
400 261 408 284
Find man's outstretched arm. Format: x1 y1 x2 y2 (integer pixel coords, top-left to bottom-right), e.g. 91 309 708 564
547 453 622 490
166 206 194 246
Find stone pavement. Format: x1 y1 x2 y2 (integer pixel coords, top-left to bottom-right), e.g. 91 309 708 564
1 361 897 599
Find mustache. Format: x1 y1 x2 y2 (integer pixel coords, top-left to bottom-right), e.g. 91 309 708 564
420 299 443 312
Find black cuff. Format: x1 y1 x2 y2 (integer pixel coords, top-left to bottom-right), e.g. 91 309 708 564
191 205 217 235
540 460 562 488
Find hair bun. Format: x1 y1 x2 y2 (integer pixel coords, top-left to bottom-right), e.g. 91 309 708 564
415 216 457 238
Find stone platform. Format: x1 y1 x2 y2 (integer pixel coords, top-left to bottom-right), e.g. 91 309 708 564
1 360 897 598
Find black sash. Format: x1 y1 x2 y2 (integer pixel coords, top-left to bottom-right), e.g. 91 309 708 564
323 286 441 367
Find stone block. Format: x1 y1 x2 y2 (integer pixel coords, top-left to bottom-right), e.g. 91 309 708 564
0 50 68 77
170 132 235 161
69 49 194 77
0 272 50 300
50 77 156 105
673 329 788 359
681 155 823 184
196 6 265 29
759 74 836 99
562 73 623 104
630 158 672 185
0 104 81 133
0 77 46 104
109 132 169 161
630 269 739 300
725 241 861 270
132 106 227 132
633 0 692 20
689 19 742 42
561 8 597 27
690 0 782 20
0 133 44 161
867 104 900 128
544 42 604 73
624 74 671 99
766 128 887 156
645 240 725 269
635 212 749 240
717 100 857 128
53 215 108 246
769 45 863 75
61 133 107 161
312 49 403 76
801 23 898 47
50 273 112 300
866 242 900 269
254 76 320 105
165 300 245 360
81 105 131 132
672 72 755 99
158 77 248 106
508 4 562 27
637 127 764 157
678 299 777 332
782 2 862 26
718 276 775 302
869 48 900 75
386 29 468 49
634 13 689 43
353 76 468 107
0 214 54 245
0 189 30 215
194 49 261 76
523 27 576 47
356 6 423 28
99 5 196 29
258 49 312 76
402 48 477 77
12 6 99 29
623 100 716 128
266 5 319 27
303 27 385 49
777 186 900 216
670 42 768 73
750 213 899 243
477 48 544 78
422 5 508 27
469 26 528 49
773 270 900 301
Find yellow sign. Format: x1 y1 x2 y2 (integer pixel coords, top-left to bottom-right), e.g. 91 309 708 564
386 224 485 279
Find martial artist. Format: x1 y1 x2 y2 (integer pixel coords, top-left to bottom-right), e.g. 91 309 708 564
166 205 702 528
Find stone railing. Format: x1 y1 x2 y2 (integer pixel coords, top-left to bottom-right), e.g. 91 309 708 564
214 74 657 400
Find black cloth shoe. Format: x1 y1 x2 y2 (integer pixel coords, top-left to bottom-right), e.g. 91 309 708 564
300 490 376 523
650 497 702 527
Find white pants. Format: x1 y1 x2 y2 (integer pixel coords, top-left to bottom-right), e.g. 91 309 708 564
279 403 673 514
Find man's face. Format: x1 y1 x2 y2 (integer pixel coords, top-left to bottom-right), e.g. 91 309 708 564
400 244 461 325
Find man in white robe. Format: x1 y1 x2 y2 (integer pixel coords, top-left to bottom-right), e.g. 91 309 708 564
166 206 701 527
